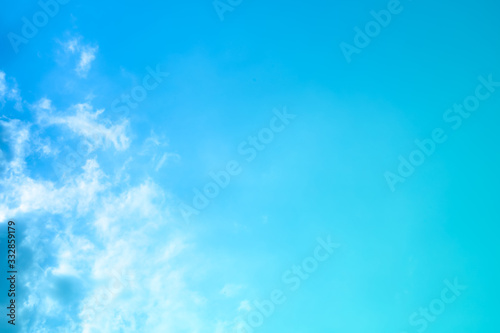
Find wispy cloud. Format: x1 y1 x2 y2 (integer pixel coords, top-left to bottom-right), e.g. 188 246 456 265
0 85 217 333
154 152 180 171
0 120 207 332
76 46 98 77
141 130 181 171
0 71 23 111
0 118 31 174
63 37 98 78
0 157 107 222
0 71 229 333
0 71 6 98
38 101 130 151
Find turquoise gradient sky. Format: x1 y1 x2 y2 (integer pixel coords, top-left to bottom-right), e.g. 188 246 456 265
1 0 500 332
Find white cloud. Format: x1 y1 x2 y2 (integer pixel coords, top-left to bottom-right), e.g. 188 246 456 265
0 118 31 174
154 152 180 171
0 118 110 331
39 101 130 151
0 71 6 98
0 119 108 222
0 158 107 222
0 78 228 333
65 38 79 53
76 46 98 77
141 131 181 171
63 38 98 78
36 97 53 111
75 180 213 333
0 71 23 111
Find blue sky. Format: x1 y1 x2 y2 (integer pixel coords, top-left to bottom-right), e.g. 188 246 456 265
1 0 500 332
